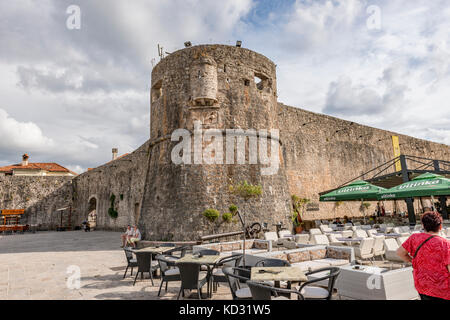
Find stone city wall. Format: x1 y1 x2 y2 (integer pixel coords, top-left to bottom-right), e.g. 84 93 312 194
0 176 73 229
2 45 449 237
70 140 150 232
278 104 450 220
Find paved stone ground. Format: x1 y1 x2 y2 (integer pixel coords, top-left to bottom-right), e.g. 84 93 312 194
0 231 406 300
0 231 231 300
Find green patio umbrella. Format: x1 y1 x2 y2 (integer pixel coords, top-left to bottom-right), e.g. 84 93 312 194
378 172 450 200
320 180 386 202
320 180 386 223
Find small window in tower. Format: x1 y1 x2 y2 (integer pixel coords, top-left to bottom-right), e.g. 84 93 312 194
254 73 270 91
198 70 202 79
223 65 227 73
244 79 250 86
151 80 163 103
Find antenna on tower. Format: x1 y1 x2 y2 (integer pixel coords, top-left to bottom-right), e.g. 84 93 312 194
157 44 164 60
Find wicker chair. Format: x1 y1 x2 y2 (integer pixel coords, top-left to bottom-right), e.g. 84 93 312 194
155 254 180 296
255 258 291 267
123 248 138 278
133 251 159 286
197 249 220 256
211 254 243 294
165 245 190 258
222 267 252 300
177 262 210 300
297 267 340 300
247 280 305 300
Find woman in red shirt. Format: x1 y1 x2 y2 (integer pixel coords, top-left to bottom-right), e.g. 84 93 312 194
397 211 450 300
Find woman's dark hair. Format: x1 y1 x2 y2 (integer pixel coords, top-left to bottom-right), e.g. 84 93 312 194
421 211 442 232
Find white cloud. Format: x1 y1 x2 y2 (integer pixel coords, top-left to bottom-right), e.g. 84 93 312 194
0 0 448 171
0 108 54 152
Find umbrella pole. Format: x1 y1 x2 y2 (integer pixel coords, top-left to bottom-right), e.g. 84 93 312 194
431 195 436 212
242 212 246 268
361 199 365 224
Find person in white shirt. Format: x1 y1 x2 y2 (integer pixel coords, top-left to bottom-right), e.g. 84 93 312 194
128 225 142 248
121 225 133 248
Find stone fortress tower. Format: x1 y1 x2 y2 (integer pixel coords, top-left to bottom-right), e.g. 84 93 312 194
138 44 293 241
5 45 449 233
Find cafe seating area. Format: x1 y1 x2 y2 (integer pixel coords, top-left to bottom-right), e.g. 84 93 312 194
121 221 431 300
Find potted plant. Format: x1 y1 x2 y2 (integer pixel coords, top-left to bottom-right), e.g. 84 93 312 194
291 211 304 234
291 195 310 234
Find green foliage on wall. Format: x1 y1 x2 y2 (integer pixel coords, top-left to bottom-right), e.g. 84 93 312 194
202 209 220 223
229 181 262 201
222 212 233 223
108 194 118 219
228 204 238 215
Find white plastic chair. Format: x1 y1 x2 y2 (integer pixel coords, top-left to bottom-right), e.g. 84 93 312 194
396 236 409 246
309 228 322 236
384 238 403 262
294 234 310 245
341 230 353 238
353 229 368 238
278 230 293 238
366 229 378 237
311 234 330 245
354 238 375 263
327 233 345 246
319 225 333 233
372 235 385 260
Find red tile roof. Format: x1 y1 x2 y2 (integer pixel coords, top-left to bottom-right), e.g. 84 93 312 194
0 162 73 174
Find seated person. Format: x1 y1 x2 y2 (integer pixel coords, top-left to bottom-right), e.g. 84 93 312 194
343 216 354 226
82 220 90 232
333 217 343 226
128 225 142 248
121 225 133 248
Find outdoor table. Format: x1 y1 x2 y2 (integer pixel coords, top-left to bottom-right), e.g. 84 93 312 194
376 233 402 238
131 247 174 286
251 267 307 289
336 237 364 242
175 254 221 265
132 246 174 254
176 254 222 298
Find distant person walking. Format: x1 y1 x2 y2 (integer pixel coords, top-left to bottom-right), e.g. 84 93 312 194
128 225 142 248
121 225 133 248
396 211 450 300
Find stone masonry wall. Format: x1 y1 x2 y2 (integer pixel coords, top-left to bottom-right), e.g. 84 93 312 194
139 45 292 241
70 140 150 231
2 44 449 237
278 104 450 220
0 176 73 229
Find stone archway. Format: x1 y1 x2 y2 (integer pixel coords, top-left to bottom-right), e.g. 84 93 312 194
88 197 97 229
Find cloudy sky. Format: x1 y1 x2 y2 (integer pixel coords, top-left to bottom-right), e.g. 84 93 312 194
0 0 449 173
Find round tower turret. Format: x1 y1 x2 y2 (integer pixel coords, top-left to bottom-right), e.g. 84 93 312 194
139 44 291 241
